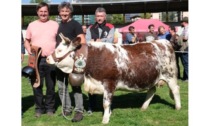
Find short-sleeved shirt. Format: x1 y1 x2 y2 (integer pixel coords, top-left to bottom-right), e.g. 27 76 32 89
158 31 171 40
182 26 188 40
56 19 83 45
26 20 59 56
144 32 158 42
180 25 188 52
125 32 138 44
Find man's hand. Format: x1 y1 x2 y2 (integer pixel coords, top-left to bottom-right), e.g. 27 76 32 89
26 48 32 55
95 39 101 42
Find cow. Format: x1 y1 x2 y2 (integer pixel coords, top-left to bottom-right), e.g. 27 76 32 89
46 33 181 124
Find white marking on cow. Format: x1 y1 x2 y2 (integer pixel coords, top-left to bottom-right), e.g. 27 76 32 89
84 76 104 94
102 89 112 124
114 45 131 74
116 80 147 92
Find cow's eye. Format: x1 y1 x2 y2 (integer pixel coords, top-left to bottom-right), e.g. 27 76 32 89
63 43 68 46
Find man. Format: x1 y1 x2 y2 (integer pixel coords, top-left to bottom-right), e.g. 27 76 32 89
21 32 25 63
169 26 182 79
56 1 85 122
157 26 171 40
82 24 87 34
24 2 58 117
85 7 115 114
124 26 138 44
180 17 189 81
86 7 114 43
143 24 158 42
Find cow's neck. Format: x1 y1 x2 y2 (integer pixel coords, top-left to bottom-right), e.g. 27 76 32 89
72 44 88 74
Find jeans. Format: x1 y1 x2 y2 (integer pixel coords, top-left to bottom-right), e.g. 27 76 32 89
180 52 188 80
56 68 84 113
31 57 56 113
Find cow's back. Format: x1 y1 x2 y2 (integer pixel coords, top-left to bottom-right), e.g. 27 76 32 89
85 40 176 90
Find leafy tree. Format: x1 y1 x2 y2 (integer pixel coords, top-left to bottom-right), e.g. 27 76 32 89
110 14 124 25
140 13 152 19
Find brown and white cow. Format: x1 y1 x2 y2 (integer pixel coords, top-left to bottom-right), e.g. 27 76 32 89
46 33 181 124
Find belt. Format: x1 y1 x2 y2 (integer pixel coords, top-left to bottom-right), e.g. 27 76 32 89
40 56 47 58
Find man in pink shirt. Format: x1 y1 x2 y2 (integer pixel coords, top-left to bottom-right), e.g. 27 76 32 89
24 2 58 117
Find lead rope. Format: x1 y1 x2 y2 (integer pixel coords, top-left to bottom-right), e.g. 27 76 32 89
61 76 73 121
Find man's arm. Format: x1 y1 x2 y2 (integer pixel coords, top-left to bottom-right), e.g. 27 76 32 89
101 27 114 43
126 33 133 43
131 33 137 43
21 33 25 62
24 38 32 55
77 33 86 44
86 27 94 44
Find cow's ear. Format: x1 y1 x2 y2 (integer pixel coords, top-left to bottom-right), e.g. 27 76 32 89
72 37 81 47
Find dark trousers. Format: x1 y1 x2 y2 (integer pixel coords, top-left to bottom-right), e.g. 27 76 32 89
175 53 181 79
31 57 56 113
88 93 97 111
180 52 188 80
56 68 84 113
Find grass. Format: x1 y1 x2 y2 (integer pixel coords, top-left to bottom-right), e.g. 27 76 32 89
22 55 188 126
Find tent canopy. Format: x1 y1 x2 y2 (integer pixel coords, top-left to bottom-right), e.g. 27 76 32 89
118 19 169 33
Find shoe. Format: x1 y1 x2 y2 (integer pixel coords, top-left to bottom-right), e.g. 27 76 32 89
35 112 42 118
59 111 72 116
64 111 72 116
47 111 54 116
87 109 93 115
71 112 83 122
183 79 188 82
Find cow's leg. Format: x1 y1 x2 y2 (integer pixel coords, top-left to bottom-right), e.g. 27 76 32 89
167 78 181 110
101 80 115 124
141 86 156 110
102 89 113 124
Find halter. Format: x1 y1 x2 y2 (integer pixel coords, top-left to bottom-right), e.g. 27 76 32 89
51 49 75 63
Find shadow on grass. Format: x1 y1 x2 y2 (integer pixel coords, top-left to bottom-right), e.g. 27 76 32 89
83 92 174 112
22 92 174 114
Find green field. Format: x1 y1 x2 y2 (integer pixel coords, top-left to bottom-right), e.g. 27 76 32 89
22 56 188 126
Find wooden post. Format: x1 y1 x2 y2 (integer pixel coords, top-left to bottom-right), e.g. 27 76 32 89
82 15 84 25
123 13 125 24
178 11 181 22
166 11 168 22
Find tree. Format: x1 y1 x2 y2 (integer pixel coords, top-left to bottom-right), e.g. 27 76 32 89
140 13 152 19
110 14 124 25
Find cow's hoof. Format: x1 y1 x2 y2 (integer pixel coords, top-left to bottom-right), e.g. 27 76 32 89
140 107 147 111
102 117 109 124
175 106 181 110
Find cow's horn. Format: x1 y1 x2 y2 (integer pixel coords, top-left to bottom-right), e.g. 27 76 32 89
59 33 71 44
